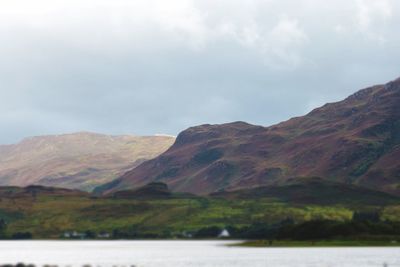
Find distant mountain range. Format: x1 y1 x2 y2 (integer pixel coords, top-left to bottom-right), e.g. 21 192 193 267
0 132 174 191
97 77 400 196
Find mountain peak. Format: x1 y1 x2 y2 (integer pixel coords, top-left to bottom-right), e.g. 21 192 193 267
174 121 264 147
0 132 175 191
97 76 400 196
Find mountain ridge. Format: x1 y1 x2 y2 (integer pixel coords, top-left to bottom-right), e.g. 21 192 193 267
98 77 400 195
0 132 175 191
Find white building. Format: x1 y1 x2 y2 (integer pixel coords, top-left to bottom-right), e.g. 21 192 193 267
98 232 111 238
218 229 230 238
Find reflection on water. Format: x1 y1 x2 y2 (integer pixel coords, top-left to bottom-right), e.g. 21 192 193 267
0 241 399 267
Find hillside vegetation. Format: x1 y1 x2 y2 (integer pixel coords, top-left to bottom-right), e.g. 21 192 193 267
0 183 399 239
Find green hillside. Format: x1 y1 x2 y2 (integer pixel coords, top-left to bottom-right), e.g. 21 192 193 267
0 183 399 239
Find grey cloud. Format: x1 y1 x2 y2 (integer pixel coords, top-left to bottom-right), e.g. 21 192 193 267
0 0 399 144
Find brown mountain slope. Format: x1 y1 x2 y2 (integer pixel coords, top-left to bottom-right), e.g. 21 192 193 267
98 77 400 195
210 177 400 206
0 132 175 191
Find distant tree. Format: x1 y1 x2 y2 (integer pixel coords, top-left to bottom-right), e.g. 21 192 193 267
225 225 240 237
11 232 32 239
84 230 96 239
352 211 381 223
0 219 7 238
194 226 222 238
240 223 275 239
112 229 123 239
161 229 172 238
277 220 337 240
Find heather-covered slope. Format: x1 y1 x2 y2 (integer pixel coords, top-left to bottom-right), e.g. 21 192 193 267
210 177 400 206
99 77 400 195
0 132 174 191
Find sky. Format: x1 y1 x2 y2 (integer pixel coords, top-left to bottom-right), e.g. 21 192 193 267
0 0 399 144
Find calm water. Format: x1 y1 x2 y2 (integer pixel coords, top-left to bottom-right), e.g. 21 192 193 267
0 241 399 267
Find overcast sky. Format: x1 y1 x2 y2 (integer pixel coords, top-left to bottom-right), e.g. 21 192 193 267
0 0 399 144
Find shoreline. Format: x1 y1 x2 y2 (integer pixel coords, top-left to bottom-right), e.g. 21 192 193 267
1 239 400 248
236 240 400 247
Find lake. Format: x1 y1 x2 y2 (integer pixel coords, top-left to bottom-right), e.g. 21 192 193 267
0 241 399 267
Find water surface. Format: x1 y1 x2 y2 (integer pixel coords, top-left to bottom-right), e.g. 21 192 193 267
0 241 399 267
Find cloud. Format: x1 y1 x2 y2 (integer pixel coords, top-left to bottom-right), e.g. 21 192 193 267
0 0 399 144
355 0 393 43
264 16 309 68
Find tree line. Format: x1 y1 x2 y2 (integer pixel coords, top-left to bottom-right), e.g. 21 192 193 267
196 211 400 240
1 211 399 240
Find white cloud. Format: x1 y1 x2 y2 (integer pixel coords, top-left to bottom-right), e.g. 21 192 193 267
334 24 346 34
354 0 393 43
0 0 399 143
264 16 309 69
1 0 309 66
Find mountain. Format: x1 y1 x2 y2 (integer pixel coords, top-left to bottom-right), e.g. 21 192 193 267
0 185 88 198
98 77 400 196
0 132 175 191
110 182 172 199
210 177 400 206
